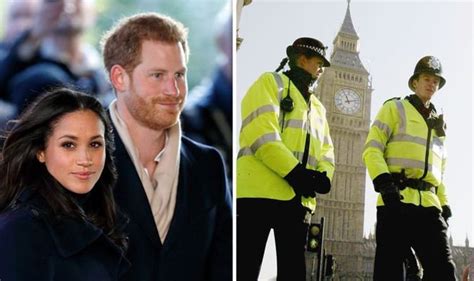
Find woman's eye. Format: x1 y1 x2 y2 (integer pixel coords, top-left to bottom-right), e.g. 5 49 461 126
61 142 75 149
90 141 103 148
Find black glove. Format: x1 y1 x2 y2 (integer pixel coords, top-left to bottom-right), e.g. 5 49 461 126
374 173 403 209
441 205 452 223
284 163 316 197
284 163 322 198
314 171 331 194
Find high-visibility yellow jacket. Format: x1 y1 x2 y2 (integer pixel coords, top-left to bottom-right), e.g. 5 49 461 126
363 98 448 210
237 72 335 212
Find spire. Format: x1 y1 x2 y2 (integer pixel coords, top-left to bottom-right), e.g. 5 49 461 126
466 235 469 248
339 0 359 39
328 0 368 73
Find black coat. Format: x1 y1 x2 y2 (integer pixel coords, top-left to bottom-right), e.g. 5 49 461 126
0 191 129 280
112 127 232 281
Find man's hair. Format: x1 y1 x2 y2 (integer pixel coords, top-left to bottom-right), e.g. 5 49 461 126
101 12 189 75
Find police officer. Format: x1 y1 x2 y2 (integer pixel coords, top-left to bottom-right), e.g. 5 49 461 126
363 56 456 281
237 37 335 281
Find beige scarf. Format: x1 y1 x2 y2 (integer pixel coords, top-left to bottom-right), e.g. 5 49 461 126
109 100 180 242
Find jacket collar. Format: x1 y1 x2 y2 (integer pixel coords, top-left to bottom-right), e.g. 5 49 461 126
283 66 315 100
18 189 104 257
406 94 436 120
45 216 103 257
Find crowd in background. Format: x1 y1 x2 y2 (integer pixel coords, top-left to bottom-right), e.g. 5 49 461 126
0 0 231 178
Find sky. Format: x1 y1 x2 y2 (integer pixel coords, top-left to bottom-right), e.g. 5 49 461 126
236 0 473 278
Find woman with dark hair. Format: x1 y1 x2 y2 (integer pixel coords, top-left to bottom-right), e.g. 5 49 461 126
0 88 129 280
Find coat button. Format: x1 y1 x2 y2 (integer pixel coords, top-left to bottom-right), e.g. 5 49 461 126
31 209 39 217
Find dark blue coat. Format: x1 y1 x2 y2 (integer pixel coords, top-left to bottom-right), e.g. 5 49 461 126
112 127 232 281
0 191 129 280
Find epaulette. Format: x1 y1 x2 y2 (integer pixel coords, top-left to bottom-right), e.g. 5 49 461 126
383 97 401 104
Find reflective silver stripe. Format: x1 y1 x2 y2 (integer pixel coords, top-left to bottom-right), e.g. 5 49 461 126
390 134 444 159
241 104 279 130
323 136 332 146
271 72 284 102
322 156 335 165
293 151 318 168
388 158 441 181
364 139 385 152
391 133 426 146
293 151 304 162
308 155 318 168
284 119 305 130
432 136 443 147
308 126 322 143
431 165 442 180
372 119 392 137
272 72 286 129
251 132 281 152
386 157 430 171
308 112 324 128
394 100 406 134
237 147 253 158
431 138 444 160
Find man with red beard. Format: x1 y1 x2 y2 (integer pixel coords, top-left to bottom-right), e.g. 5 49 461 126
101 13 232 281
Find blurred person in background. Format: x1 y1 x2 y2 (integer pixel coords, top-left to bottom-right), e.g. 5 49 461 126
0 0 112 116
0 0 40 127
0 0 39 57
181 3 232 179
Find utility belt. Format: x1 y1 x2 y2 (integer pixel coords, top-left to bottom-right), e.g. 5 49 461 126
391 172 436 193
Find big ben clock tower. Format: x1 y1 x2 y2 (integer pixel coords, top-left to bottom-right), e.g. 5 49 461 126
310 1 373 279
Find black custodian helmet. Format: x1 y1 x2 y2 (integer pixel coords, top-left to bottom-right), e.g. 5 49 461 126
286 37 331 67
408 56 446 91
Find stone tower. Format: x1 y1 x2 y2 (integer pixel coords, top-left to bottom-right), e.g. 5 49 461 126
309 1 373 279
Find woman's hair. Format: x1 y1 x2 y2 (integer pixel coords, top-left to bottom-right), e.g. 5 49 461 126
288 51 312 70
0 88 126 249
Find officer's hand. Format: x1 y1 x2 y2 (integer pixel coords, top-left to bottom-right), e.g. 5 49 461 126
441 205 452 224
284 163 316 198
373 173 402 209
314 171 331 194
380 184 402 209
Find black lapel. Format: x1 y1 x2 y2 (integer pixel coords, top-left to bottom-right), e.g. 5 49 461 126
112 125 162 249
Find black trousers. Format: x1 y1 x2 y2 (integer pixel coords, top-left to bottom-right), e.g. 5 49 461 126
237 197 309 281
374 204 457 281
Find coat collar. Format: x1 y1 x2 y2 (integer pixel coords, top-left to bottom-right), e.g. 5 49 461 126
17 190 116 258
44 216 103 257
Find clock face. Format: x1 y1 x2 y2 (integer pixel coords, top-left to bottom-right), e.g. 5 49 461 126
334 88 361 114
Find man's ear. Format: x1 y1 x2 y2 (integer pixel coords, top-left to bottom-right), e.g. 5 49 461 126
110 65 129 92
37 151 45 163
